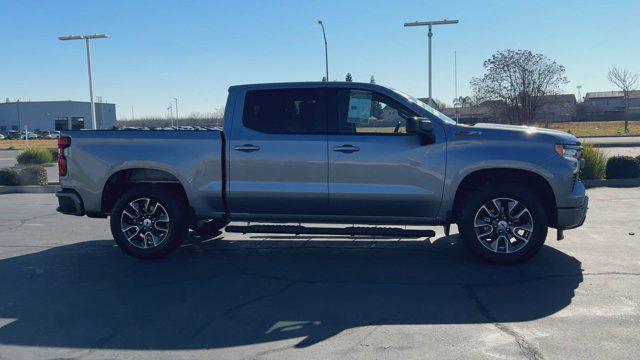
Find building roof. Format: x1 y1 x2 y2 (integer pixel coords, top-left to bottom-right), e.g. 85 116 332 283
540 94 577 103
0 100 115 106
584 90 640 100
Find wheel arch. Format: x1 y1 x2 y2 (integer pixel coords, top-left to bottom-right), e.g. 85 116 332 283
101 168 190 217
451 168 557 227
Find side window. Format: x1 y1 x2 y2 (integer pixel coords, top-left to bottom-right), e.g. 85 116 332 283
243 89 326 134
338 90 415 135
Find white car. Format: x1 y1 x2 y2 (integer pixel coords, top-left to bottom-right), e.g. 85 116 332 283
22 132 38 139
0 133 5 140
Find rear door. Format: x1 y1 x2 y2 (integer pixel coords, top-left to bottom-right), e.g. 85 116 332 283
228 88 329 216
327 88 446 219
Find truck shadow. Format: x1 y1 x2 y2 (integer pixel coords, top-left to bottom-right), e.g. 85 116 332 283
0 234 582 350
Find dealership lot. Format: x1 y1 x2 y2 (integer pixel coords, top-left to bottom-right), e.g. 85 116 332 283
0 188 638 359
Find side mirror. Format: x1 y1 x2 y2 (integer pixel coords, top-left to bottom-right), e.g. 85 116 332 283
406 117 435 145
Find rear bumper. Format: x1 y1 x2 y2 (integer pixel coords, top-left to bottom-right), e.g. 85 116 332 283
55 189 85 216
556 195 588 229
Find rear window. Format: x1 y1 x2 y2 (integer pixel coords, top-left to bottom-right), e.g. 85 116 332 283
242 89 326 134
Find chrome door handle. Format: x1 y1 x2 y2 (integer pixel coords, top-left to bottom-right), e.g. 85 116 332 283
332 145 360 153
234 144 261 152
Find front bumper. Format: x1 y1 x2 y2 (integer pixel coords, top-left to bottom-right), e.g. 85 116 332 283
556 195 589 229
55 189 85 216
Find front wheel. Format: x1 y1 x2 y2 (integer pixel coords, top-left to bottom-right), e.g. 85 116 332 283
110 185 189 259
458 184 548 264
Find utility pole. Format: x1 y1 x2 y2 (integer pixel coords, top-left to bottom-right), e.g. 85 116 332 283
173 97 179 127
318 20 329 81
58 34 109 130
404 20 458 106
454 50 459 123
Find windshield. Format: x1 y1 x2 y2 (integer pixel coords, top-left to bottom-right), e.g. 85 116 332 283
392 89 457 125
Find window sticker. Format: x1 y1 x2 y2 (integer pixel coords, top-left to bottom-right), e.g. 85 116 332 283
347 91 372 125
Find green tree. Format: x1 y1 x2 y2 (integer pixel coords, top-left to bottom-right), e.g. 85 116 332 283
345 73 353 82
321 76 327 82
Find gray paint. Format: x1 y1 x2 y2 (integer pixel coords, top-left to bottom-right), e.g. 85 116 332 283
0 101 116 131
59 82 587 230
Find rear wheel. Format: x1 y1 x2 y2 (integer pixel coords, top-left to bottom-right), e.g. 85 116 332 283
110 185 189 259
458 184 548 264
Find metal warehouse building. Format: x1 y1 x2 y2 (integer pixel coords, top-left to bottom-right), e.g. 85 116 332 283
0 101 117 132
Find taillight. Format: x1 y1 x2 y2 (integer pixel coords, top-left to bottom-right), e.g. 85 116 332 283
58 136 71 176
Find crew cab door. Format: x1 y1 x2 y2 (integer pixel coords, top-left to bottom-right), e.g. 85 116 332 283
228 88 329 215
327 88 446 219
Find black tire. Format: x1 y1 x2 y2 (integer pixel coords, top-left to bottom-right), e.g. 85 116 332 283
457 183 548 264
110 185 189 259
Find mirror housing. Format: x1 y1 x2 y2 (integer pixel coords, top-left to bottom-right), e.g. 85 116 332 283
406 117 435 145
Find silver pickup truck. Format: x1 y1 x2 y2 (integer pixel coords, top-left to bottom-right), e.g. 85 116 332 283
55 82 588 263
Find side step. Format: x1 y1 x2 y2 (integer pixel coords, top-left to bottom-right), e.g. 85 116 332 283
225 224 435 238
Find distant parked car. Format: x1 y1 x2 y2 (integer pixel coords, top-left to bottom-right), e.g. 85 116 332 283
21 132 38 139
37 130 54 139
6 130 21 139
0 133 5 140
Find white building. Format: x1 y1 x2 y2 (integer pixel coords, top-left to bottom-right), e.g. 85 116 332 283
0 100 117 132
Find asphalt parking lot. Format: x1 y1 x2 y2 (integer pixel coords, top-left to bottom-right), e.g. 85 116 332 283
0 187 638 359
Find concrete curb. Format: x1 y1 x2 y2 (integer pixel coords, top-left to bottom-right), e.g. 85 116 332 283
588 142 640 148
584 178 640 188
15 163 56 168
0 185 60 194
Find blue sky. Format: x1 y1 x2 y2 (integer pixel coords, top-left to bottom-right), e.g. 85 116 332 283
1 0 639 119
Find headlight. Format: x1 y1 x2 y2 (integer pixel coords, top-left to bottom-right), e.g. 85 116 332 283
555 144 582 173
555 144 580 159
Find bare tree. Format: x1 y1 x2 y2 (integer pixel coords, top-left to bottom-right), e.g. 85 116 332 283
453 96 473 108
608 65 638 133
471 49 568 125
431 98 448 111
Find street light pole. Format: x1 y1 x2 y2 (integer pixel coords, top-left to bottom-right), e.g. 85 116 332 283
59 34 109 130
404 20 458 106
318 20 328 81
85 37 97 130
173 97 179 127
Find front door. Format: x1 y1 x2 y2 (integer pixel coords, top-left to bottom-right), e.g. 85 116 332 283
327 89 446 219
228 88 329 216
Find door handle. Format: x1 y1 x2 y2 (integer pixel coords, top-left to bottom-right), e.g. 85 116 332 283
234 144 261 152
332 145 360 153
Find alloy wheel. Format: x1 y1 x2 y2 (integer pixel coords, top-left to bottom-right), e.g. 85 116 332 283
120 198 170 249
473 197 534 254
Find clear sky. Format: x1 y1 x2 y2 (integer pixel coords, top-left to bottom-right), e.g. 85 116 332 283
1 0 639 119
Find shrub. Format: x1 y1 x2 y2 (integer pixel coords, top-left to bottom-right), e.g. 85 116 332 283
16 147 53 165
605 155 640 179
18 165 48 185
48 148 59 160
0 168 20 186
580 144 606 180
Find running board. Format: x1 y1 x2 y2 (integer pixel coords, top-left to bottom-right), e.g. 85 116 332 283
224 224 435 238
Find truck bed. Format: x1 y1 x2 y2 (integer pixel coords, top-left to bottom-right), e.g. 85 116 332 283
60 130 225 218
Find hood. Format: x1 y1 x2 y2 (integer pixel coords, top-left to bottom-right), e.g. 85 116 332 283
469 123 580 145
